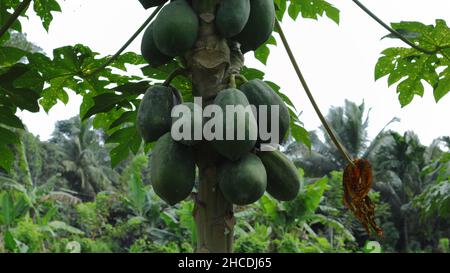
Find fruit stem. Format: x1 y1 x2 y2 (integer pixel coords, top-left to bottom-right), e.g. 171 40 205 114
0 0 32 39
275 20 355 168
86 5 164 76
234 74 248 85
228 74 237 89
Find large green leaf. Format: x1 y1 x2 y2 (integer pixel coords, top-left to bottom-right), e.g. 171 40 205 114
0 64 42 112
127 173 147 216
0 47 27 67
376 20 450 105
33 0 62 31
0 191 19 226
290 176 329 221
275 0 340 24
0 106 24 129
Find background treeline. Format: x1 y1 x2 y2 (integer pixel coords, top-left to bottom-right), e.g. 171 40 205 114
0 100 448 253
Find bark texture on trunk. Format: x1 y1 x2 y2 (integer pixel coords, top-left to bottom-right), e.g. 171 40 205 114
186 0 244 253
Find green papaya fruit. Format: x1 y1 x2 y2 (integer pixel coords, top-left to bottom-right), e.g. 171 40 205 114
151 133 196 205
141 23 173 67
257 150 300 201
218 153 267 205
211 88 258 161
215 0 250 38
136 85 180 143
138 0 168 9
171 102 203 146
234 0 275 53
153 0 199 57
240 79 290 144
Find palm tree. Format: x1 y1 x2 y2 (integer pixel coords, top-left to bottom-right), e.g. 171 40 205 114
371 131 429 252
51 117 116 201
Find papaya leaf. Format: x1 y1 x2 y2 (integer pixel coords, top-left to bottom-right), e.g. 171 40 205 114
107 126 142 165
106 127 138 145
434 67 450 102
0 47 27 67
33 0 62 31
109 111 137 130
82 93 128 121
110 143 131 168
284 0 340 24
291 121 311 149
375 20 450 106
0 106 24 129
254 35 276 65
110 52 146 71
141 61 182 80
274 0 287 21
0 144 14 171
92 108 131 132
240 67 264 80
0 64 41 112
82 81 149 120
0 127 20 145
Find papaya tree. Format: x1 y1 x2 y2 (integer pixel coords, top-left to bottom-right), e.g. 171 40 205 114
1 0 450 253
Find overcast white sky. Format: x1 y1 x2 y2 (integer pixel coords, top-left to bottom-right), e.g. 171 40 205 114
17 0 450 145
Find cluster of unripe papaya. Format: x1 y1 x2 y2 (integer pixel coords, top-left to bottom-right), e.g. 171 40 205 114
137 0 302 207
140 0 275 67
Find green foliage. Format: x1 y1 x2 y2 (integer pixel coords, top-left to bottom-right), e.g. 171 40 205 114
375 20 450 106
33 0 62 31
75 201 109 237
52 237 112 253
234 224 271 253
438 238 449 253
289 176 329 222
10 219 45 252
0 191 29 227
414 152 450 217
129 238 191 253
275 0 340 24
252 0 340 66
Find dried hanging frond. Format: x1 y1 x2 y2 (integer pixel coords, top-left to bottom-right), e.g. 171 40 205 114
343 159 383 236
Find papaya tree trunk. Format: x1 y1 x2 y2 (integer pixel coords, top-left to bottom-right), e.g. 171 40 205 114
194 167 234 252
187 0 243 253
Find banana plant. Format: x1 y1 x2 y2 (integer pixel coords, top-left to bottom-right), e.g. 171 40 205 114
0 191 30 252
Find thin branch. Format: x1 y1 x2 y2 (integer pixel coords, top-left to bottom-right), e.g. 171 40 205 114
228 74 237 89
162 68 188 86
86 5 164 76
275 20 355 167
0 0 32 39
352 0 436 55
